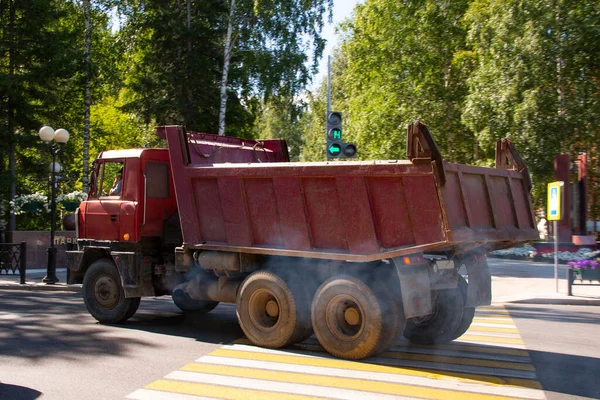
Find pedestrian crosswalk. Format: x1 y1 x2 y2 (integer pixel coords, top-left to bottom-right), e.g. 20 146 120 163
127 305 545 400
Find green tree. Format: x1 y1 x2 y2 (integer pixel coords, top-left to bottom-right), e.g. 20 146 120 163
0 0 83 231
217 0 333 136
301 0 474 162
463 0 600 206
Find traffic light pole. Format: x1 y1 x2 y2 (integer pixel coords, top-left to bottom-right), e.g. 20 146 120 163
327 55 331 114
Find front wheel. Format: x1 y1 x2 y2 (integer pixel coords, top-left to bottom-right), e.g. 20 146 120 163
82 259 140 324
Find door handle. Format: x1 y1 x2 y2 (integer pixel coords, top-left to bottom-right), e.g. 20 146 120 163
110 215 117 221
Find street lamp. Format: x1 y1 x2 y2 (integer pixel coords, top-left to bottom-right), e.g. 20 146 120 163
38 126 69 284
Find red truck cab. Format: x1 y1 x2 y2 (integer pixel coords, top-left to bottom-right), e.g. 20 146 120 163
80 148 177 243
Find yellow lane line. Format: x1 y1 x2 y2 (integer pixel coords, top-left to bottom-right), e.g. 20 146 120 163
458 335 524 345
467 326 520 334
209 349 542 389
473 315 514 325
145 379 322 400
179 363 523 400
234 338 531 366
405 343 529 357
378 352 535 371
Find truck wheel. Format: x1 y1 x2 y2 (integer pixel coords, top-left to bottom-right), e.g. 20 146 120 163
451 275 475 340
83 259 140 324
236 270 311 349
172 288 219 314
403 286 464 345
311 275 391 360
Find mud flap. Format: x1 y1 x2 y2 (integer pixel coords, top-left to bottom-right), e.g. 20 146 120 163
465 257 492 307
112 251 155 297
392 258 433 319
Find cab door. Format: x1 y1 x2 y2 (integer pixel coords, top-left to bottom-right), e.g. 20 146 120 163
84 161 125 241
140 159 176 238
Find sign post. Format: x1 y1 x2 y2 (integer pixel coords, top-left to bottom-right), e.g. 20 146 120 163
547 181 564 293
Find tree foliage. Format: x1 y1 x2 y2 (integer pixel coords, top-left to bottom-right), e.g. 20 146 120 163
301 0 600 217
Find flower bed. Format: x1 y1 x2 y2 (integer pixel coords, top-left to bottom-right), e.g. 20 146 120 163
568 255 600 282
490 245 599 264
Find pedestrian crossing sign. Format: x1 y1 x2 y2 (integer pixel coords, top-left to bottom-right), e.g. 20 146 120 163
547 181 563 221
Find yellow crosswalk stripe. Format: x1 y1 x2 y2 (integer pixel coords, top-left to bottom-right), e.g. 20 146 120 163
458 335 525 345
402 342 530 357
468 326 520 333
179 363 524 400
209 348 542 389
378 351 535 371
145 379 322 400
129 304 545 400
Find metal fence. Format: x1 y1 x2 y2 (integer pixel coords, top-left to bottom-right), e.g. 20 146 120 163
0 242 27 284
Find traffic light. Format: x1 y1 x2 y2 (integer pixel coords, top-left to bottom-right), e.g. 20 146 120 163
326 111 357 159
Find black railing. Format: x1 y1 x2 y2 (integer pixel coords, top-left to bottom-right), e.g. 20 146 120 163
0 242 27 284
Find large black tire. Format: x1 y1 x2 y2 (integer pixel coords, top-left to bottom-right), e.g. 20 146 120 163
236 270 311 349
403 285 464 345
311 274 395 360
172 288 219 314
82 259 140 324
451 275 475 340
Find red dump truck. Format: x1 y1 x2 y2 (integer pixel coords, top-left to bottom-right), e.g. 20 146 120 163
67 121 538 360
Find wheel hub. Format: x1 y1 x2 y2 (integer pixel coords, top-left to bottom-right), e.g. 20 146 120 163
248 289 280 331
326 295 364 341
94 275 119 309
265 300 279 317
344 307 360 326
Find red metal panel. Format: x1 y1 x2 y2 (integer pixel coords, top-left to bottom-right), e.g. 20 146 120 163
462 172 493 229
442 171 468 230
402 176 445 245
244 178 284 247
488 175 517 229
510 177 536 230
217 177 253 246
302 178 348 251
272 177 312 251
192 178 227 243
367 177 415 248
336 176 379 254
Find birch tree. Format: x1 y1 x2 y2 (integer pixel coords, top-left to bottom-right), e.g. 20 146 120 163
217 0 332 136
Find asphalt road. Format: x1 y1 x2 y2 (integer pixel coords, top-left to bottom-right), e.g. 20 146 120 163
0 258 599 399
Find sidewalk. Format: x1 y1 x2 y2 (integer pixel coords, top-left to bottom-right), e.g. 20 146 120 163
0 268 81 292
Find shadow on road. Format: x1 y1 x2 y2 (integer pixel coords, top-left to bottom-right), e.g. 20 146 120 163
0 291 152 361
122 299 243 345
0 383 42 400
505 304 600 399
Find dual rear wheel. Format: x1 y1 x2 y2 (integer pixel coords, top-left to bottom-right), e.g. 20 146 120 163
236 268 404 360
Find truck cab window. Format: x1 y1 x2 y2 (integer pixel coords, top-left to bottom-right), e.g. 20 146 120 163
146 162 170 199
99 162 124 198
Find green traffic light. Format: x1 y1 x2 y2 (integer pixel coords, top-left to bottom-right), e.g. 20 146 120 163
328 143 341 156
329 128 342 140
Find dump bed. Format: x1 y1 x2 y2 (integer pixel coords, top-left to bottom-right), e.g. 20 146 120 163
158 123 538 262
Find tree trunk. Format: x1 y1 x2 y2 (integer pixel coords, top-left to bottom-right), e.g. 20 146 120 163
82 0 91 192
8 0 16 232
218 0 236 136
186 0 194 123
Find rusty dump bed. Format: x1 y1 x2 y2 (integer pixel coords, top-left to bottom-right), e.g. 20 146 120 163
157 123 538 262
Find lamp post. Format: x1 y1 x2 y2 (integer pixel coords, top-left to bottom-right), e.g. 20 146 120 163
38 126 69 284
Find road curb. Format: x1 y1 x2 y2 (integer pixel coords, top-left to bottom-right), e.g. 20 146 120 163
0 283 82 292
503 297 600 306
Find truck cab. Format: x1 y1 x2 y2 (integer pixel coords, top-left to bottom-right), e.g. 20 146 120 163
80 148 177 244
